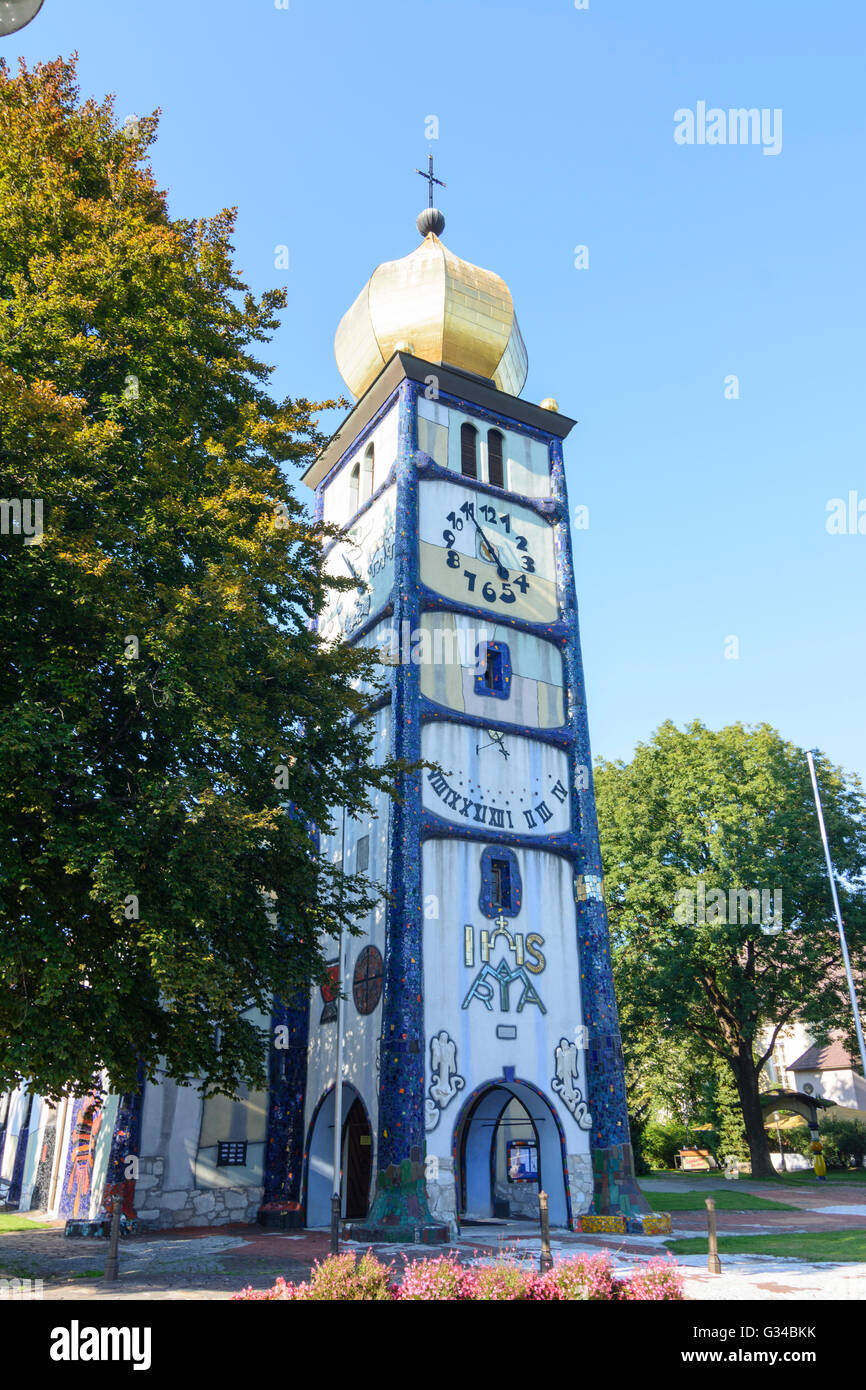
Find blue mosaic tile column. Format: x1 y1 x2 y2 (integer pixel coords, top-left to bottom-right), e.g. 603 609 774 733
100 1073 144 1221
549 437 648 1222
261 992 309 1212
346 379 446 1243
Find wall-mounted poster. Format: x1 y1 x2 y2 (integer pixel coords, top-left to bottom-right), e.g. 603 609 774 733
506 1139 538 1183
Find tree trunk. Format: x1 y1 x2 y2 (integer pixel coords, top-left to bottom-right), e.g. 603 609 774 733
729 1048 777 1179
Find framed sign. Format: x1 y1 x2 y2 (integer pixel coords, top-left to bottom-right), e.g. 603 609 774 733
506 1139 538 1183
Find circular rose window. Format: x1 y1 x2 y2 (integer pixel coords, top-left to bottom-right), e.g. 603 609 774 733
352 945 384 1015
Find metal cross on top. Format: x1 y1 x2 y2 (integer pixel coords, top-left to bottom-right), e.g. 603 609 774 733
415 153 446 208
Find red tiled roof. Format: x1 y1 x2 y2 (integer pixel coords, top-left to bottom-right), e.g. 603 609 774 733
788 1039 854 1072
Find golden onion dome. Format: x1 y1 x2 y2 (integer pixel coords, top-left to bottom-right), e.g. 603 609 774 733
334 217 528 399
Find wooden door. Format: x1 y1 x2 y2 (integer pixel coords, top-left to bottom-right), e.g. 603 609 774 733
343 1099 372 1219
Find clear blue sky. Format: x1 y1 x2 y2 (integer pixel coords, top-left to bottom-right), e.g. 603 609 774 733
7 1 866 785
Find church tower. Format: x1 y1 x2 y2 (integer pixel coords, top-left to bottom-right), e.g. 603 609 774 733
294 189 655 1240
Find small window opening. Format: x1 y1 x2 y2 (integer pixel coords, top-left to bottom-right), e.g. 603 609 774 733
491 859 513 912
487 430 504 488
461 422 478 479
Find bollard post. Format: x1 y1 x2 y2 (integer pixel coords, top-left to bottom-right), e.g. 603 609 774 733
539 1190 553 1273
330 1192 341 1255
104 1196 122 1284
705 1196 722 1275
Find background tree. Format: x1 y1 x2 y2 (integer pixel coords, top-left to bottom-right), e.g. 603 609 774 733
596 720 866 1178
0 56 397 1099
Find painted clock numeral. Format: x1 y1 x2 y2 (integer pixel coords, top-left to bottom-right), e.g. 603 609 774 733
420 478 557 623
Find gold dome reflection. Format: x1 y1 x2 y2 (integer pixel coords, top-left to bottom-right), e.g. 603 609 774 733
335 231 528 399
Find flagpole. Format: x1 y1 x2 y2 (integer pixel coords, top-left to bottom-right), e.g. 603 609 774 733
806 750 866 1080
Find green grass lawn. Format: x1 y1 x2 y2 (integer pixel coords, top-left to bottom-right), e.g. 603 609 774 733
644 1167 866 1187
773 1168 866 1186
0 1213 53 1234
645 1188 797 1212
665 1230 866 1263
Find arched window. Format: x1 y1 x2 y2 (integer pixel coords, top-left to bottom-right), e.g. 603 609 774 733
348 460 360 517
460 422 478 479
487 429 504 489
360 442 375 503
479 845 522 919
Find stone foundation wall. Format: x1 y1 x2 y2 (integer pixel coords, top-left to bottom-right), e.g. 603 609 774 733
133 1156 262 1228
566 1152 593 1222
493 1179 539 1218
425 1156 458 1238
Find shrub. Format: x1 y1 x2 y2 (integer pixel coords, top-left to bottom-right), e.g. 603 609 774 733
305 1250 393 1300
641 1119 690 1170
232 1275 304 1301
531 1252 621 1301
232 1248 686 1302
785 1118 866 1169
232 1251 393 1301
471 1261 536 1300
619 1257 685 1301
397 1252 471 1300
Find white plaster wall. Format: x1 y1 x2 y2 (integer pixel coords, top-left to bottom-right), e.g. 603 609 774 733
418 613 565 728
421 838 590 1163
0 1086 28 1182
87 1092 119 1218
421 720 570 836
304 704 393 1163
139 1074 204 1193
194 1006 270 1189
417 398 551 499
18 1098 45 1210
320 484 397 643
322 402 400 527
353 618 397 700
794 1069 865 1109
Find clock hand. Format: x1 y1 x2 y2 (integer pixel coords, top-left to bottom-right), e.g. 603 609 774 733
342 553 364 589
470 514 510 581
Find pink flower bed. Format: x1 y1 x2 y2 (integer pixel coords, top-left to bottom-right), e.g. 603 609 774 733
233 1250 684 1302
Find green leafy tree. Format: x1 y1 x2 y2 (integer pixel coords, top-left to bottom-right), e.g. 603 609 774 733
596 721 866 1178
0 56 398 1099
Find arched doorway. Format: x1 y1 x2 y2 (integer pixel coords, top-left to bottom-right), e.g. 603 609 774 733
453 1080 571 1228
304 1085 373 1227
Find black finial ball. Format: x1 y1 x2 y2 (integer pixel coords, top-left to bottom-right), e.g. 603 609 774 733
417 207 446 237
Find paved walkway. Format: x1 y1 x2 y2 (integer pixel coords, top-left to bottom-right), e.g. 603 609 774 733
3 1179 866 1301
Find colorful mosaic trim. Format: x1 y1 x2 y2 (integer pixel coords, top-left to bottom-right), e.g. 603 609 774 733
575 1211 671 1236
420 807 579 859
374 382 429 1178
64 1215 138 1239
549 437 635 1164
576 1213 627 1234
103 1070 144 1218
640 1212 673 1235
346 1148 448 1244
591 1142 651 1219
262 992 310 1206
419 695 572 751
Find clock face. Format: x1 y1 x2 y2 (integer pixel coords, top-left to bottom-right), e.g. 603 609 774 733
421 721 571 835
320 487 396 643
419 479 557 624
